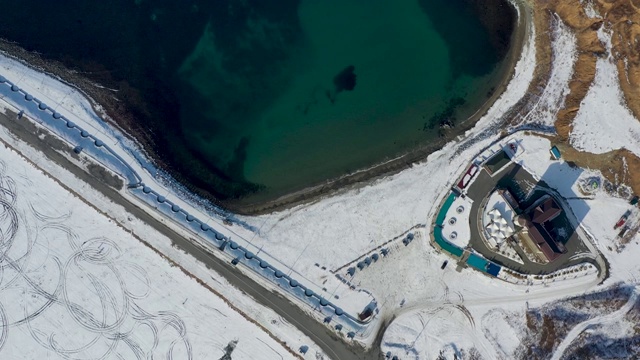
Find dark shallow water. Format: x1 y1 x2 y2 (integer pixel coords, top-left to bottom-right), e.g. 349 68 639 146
0 0 515 205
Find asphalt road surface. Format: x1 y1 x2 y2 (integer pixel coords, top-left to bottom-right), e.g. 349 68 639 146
0 111 383 360
465 162 597 274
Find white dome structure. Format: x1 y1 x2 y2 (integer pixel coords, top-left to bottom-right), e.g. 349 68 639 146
484 207 514 246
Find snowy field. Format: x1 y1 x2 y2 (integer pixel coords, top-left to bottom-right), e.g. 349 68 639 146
519 14 576 127
570 56 640 157
0 1 638 358
0 0 540 350
0 144 300 359
569 21 640 157
440 196 473 249
376 133 638 359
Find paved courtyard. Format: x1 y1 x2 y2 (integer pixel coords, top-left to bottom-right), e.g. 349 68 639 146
465 163 592 274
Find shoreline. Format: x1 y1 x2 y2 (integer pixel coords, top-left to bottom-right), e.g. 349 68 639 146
231 0 532 215
0 0 532 216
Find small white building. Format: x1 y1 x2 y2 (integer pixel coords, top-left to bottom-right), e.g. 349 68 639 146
482 191 518 250
485 208 515 248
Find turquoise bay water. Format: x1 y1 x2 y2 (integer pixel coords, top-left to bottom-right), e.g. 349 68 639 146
0 0 514 205
176 0 510 201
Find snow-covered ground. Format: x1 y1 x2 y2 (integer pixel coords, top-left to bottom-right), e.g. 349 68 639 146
0 143 299 360
520 15 577 127
0 49 374 329
0 120 330 359
0 0 638 358
440 196 473 248
375 133 618 359
570 56 640 157
0 0 539 350
550 289 639 360
382 305 485 360
376 246 600 360
570 22 640 158
582 0 601 19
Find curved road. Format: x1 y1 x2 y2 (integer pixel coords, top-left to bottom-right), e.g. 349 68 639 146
465 162 601 275
0 110 383 360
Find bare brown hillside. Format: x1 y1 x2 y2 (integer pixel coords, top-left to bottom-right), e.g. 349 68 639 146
545 0 605 139
525 0 640 197
598 0 640 124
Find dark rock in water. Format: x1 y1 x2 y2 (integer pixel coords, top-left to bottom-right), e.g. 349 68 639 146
325 89 336 104
439 118 454 129
333 65 356 93
437 118 454 138
423 96 465 131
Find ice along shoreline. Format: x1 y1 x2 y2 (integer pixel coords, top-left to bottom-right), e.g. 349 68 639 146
0 0 530 216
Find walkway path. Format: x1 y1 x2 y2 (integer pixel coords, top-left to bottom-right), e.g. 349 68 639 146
466 163 597 274
0 104 381 360
0 72 373 332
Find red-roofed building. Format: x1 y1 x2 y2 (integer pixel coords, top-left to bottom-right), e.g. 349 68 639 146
515 196 567 263
531 197 562 224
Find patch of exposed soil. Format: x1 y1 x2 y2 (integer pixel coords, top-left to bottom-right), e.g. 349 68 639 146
515 284 634 360
546 0 605 139
87 163 124 190
527 1 640 198
599 0 640 123
563 291 640 359
548 137 640 198
506 1 604 138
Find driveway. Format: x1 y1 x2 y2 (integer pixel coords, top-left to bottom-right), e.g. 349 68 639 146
465 163 594 274
0 110 382 360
